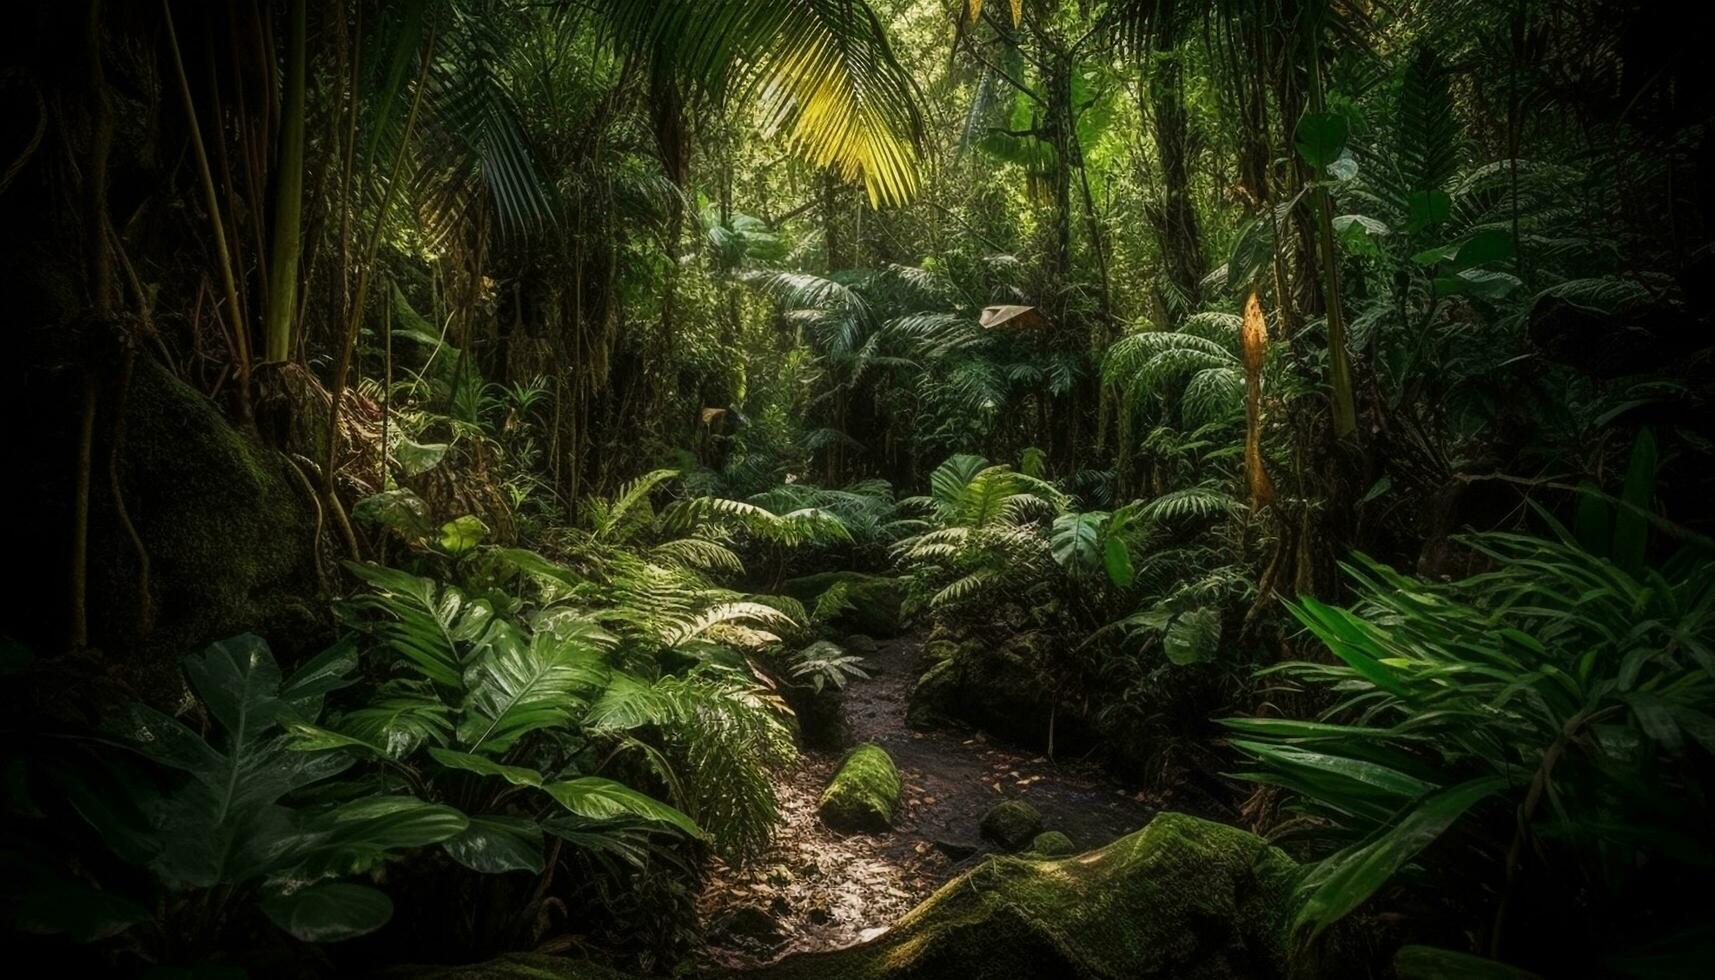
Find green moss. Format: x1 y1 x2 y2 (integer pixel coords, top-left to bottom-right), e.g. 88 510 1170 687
419 815 1302 980
748 812 1300 980
818 743 902 832
844 633 879 654
906 657 960 728
91 358 322 677
980 799 1044 851
921 638 959 662
781 572 906 637
1028 830 1076 856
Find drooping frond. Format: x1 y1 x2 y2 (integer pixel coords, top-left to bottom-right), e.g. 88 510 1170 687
1140 487 1245 523
593 0 923 205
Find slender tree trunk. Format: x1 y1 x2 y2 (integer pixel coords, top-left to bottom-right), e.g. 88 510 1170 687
1147 37 1206 313
1304 33 1358 438
263 0 306 362
323 30 434 497
72 0 115 651
163 0 253 424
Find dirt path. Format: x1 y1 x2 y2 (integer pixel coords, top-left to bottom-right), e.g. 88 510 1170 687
696 633 1157 970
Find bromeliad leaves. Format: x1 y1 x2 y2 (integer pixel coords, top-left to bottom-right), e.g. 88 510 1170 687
1227 525 1715 942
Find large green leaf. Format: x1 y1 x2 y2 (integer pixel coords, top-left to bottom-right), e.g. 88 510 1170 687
1432 269 1521 300
1406 190 1451 233
353 489 436 542
1296 111 1350 170
1394 945 1543 979
457 629 607 754
1051 512 1107 576
279 638 360 720
1230 741 1433 805
297 796 469 876
335 684 453 759
1296 777 1505 937
395 438 449 477
343 564 500 688
438 515 490 555
541 777 703 838
181 634 284 738
441 815 545 875
1103 536 1134 588
598 0 924 205
130 636 355 887
261 882 393 943
1164 607 1220 665
427 747 543 787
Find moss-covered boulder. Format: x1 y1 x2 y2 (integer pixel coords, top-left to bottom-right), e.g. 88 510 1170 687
402 814 1300 980
844 633 879 654
906 632 1097 751
751 812 1299 979
90 358 323 678
906 656 961 728
782 677 850 750
781 572 906 637
818 743 902 832
1028 830 1076 857
980 799 1044 851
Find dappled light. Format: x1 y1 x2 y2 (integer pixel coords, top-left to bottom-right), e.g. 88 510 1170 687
9 1 1715 978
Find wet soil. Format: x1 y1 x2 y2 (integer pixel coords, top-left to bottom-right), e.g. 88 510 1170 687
695 633 1160 970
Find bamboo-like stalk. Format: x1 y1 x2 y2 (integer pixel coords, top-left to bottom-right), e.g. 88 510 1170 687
162 0 253 423
1305 27 1358 439
321 30 436 497
263 0 307 362
72 0 114 652
72 375 96 651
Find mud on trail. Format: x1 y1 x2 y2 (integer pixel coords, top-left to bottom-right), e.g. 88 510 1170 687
695 633 1160 970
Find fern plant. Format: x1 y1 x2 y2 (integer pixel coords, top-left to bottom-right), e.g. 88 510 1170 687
787 640 871 693
895 453 1071 615
293 564 707 880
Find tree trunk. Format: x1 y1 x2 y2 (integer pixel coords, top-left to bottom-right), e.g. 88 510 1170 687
1147 39 1206 313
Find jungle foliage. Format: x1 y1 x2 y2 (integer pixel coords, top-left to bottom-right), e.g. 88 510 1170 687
9 0 1715 976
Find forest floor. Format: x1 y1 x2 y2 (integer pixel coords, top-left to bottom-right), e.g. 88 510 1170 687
694 632 1158 970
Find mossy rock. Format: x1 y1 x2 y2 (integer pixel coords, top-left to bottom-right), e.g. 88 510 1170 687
920 638 960 663
90 357 323 679
781 572 906 637
748 812 1299 979
1029 831 1076 857
844 633 879 654
415 814 1301 980
781 677 850 751
907 632 1098 752
906 657 961 729
980 799 1044 851
818 743 902 832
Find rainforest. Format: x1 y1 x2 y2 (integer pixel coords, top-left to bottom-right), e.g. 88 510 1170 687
7 1 1715 977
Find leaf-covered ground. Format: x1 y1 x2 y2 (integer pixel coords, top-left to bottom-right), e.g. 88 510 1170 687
696 634 1164 969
